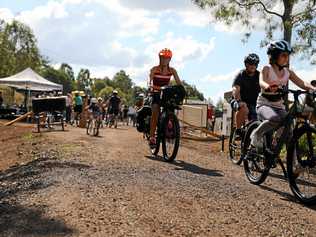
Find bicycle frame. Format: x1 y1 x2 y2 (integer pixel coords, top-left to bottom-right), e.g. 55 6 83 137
262 90 312 160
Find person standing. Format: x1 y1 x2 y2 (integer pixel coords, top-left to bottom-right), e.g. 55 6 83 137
65 93 73 123
73 92 83 126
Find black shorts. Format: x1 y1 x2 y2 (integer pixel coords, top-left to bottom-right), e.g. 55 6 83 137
109 108 119 116
151 92 161 105
74 105 82 113
247 104 257 121
231 101 257 121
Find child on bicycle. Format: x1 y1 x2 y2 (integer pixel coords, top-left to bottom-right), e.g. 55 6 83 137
250 40 316 151
86 98 102 122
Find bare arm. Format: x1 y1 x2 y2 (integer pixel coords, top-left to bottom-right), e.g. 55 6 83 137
149 67 155 89
289 69 315 91
260 66 272 90
170 67 182 85
232 85 241 101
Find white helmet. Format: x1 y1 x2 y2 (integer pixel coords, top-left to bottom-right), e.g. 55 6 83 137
113 90 118 94
91 98 97 104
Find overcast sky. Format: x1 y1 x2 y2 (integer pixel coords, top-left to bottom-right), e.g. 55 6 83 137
1 0 315 102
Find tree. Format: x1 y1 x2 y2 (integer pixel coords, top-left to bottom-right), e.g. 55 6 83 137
0 20 43 77
41 66 73 94
60 63 75 81
92 79 107 96
76 69 92 92
98 86 114 100
112 70 134 94
193 0 316 63
216 97 224 111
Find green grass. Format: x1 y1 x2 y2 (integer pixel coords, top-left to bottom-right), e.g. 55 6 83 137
22 132 33 141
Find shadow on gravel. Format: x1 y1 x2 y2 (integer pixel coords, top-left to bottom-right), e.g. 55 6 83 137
0 202 74 236
260 185 316 211
0 156 91 200
259 185 296 202
147 156 224 177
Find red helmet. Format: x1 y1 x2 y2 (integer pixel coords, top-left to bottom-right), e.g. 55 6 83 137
159 48 172 58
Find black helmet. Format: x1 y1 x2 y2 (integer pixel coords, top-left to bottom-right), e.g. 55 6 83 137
267 40 293 57
244 53 260 66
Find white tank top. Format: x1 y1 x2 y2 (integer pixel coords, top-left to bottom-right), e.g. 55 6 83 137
257 65 290 109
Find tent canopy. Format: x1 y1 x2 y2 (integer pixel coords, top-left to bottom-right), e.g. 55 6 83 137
0 68 63 92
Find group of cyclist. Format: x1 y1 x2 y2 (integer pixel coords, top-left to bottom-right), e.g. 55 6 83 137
231 40 316 153
84 39 315 153
85 90 122 129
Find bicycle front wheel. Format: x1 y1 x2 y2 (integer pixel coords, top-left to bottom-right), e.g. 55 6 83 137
87 120 93 135
243 121 270 185
93 120 100 136
161 112 180 162
287 125 316 205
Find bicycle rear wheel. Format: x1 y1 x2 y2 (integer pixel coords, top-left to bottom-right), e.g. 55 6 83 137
161 112 180 162
229 127 243 165
287 125 316 205
243 121 270 185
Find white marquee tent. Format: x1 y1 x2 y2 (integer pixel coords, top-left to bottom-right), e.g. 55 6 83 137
0 68 63 91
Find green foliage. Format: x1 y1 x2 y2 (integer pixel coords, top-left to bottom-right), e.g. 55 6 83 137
0 20 43 77
76 68 91 92
216 97 224 111
171 80 204 101
0 20 205 106
98 86 114 100
40 65 73 94
193 0 316 64
112 70 134 94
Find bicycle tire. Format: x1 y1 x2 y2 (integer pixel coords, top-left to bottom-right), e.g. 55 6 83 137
287 125 316 205
94 120 100 136
243 121 270 185
229 127 243 165
86 120 92 135
162 112 180 162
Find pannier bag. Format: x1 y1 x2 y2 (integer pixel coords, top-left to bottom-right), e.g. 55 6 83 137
136 105 152 133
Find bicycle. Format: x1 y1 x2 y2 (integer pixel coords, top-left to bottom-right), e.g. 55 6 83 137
152 85 185 162
242 88 316 205
86 114 101 136
229 101 257 165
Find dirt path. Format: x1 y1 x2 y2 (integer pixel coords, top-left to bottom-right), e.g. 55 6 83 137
1 124 316 237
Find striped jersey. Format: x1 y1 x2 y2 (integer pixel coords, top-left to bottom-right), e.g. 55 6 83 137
152 66 173 88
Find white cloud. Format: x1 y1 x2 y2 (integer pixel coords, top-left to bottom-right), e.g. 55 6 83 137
145 33 216 69
0 8 14 22
84 11 95 18
201 69 240 83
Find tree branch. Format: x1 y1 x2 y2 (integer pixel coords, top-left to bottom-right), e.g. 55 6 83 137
232 0 283 18
292 7 316 25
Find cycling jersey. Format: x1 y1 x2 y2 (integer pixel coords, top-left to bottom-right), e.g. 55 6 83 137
89 104 101 114
232 70 260 106
152 66 173 88
74 95 83 106
257 65 289 109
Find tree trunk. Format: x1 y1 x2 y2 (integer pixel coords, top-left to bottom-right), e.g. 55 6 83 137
282 0 294 110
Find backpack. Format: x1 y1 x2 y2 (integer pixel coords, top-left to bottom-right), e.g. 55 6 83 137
136 106 152 133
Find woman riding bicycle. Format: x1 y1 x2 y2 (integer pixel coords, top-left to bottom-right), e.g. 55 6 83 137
148 48 182 148
250 40 316 151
